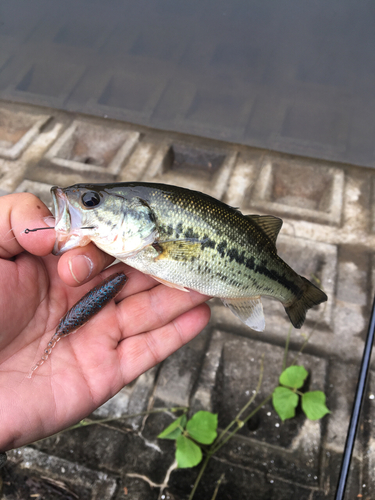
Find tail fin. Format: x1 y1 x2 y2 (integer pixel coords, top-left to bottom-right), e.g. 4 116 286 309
284 277 327 329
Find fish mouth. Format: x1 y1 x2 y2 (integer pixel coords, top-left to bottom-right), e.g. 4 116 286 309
51 186 87 255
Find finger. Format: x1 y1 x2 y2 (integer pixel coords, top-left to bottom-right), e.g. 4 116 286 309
115 284 210 337
118 303 211 384
57 244 115 286
0 193 55 259
57 251 160 295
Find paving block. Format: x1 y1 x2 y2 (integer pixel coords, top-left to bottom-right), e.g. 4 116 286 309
181 82 255 142
223 149 262 208
34 420 163 481
266 476 315 500
1 52 86 108
118 474 159 500
0 105 51 160
343 169 371 235
0 158 28 194
269 234 336 328
83 64 171 124
191 330 328 487
45 119 140 176
92 367 157 430
142 137 237 199
322 451 362 500
118 137 165 182
270 92 350 161
250 154 344 226
333 246 370 361
151 77 197 125
168 458 270 500
153 329 210 408
325 361 363 458
7 446 117 500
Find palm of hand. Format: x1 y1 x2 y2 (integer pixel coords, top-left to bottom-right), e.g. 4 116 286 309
0 195 210 451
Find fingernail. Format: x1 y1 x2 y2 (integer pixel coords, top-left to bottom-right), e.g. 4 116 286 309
68 255 93 284
43 216 55 227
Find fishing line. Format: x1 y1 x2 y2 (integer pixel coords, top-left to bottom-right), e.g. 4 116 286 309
334 293 375 499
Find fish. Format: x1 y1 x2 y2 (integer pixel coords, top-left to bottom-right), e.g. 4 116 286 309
51 182 327 331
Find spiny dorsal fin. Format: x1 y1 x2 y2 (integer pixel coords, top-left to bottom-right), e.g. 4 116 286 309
246 215 283 246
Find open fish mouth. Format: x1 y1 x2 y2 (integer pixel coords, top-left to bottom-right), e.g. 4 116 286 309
51 186 88 255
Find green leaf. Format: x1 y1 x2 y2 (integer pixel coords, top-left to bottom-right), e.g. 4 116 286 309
158 414 187 440
272 387 299 421
302 391 331 420
279 366 308 389
176 435 202 468
186 411 218 445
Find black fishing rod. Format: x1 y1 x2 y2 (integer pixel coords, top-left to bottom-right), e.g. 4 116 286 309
334 294 375 499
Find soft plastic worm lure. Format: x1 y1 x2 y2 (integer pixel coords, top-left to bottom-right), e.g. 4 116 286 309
28 271 127 377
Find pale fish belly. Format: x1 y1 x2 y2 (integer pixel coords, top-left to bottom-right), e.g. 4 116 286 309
121 244 299 301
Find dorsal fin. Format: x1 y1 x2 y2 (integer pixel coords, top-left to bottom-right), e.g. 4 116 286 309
246 215 283 246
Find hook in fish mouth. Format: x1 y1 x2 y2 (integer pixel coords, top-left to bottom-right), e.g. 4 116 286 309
24 226 95 234
50 186 96 255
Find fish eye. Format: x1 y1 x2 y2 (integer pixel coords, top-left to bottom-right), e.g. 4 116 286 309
82 191 101 208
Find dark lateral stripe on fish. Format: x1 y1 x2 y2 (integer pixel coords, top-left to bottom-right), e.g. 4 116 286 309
222 246 301 297
184 227 200 240
162 220 301 297
217 241 227 257
176 222 183 236
252 260 302 297
201 237 216 250
159 218 300 297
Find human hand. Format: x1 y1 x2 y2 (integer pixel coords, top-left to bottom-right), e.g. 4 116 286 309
0 193 210 451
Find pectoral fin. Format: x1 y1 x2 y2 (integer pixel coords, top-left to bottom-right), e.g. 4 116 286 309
153 239 202 262
221 296 265 331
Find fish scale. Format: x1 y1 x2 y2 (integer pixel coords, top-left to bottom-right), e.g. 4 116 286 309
52 182 327 331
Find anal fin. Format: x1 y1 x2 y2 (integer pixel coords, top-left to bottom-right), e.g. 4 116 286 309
221 296 265 331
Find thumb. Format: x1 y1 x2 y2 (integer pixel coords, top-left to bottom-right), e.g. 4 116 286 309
0 193 56 259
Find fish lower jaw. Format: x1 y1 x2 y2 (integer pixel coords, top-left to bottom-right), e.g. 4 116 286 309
53 233 91 255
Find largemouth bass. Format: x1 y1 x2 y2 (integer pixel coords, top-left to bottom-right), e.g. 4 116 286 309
51 182 327 331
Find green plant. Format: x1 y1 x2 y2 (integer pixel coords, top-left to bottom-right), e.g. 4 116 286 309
158 411 218 468
273 365 330 421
